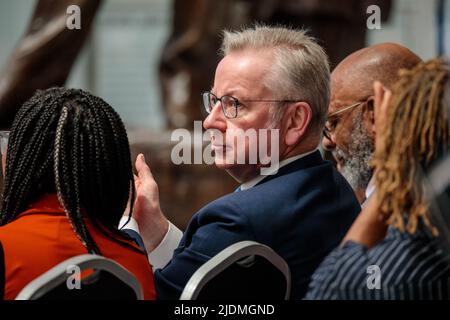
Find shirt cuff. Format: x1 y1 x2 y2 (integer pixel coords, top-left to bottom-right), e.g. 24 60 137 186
119 216 140 233
148 221 183 270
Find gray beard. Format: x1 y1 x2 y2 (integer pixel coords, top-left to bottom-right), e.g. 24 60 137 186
333 112 374 191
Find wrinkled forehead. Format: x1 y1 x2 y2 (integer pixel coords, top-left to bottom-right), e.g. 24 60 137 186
214 49 275 98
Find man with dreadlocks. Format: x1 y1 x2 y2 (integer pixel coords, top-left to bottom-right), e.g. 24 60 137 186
306 58 450 299
0 88 156 300
322 43 422 204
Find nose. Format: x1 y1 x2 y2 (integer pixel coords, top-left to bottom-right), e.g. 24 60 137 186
203 101 227 132
322 133 336 151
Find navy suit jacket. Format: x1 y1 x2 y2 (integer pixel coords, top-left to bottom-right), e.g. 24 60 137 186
153 150 360 299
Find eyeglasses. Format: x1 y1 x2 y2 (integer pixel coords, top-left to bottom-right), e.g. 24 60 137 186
202 91 302 119
323 101 366 140
0 131 10 155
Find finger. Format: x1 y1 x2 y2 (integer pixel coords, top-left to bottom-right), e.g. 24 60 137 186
373 81 392 125
135 153 153 180
373 81 384 115
378 88 392 126
380 88 392 114
134 174 141 188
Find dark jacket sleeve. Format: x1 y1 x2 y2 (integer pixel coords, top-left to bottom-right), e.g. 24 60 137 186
153 200 255 300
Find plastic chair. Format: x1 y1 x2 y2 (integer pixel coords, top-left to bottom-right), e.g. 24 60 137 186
15 254 143 300
180 241 291 300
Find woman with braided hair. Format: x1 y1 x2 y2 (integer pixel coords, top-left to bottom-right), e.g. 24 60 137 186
0 87 155 299
307 58 450 299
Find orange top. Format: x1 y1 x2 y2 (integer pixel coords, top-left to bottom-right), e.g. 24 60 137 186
0 194 156 300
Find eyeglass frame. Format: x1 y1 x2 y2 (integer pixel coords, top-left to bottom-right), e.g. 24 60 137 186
201 91 303 119
322 99 369 140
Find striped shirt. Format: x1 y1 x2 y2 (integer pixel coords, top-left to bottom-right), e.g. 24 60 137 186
305 223 450 300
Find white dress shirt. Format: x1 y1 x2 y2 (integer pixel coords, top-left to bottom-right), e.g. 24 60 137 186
119 216 183 270
119 148 318 270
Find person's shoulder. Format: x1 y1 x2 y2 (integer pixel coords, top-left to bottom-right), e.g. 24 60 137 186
197 158 356 218
262 157 355 199
190 186 286 236
194 191 251 223
0 218 35 248
305 241 370 299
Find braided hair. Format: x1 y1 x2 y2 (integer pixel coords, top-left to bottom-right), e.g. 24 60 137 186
0 87 139 254
372 59 450 235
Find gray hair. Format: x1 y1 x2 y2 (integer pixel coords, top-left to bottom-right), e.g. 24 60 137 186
221 25 330 134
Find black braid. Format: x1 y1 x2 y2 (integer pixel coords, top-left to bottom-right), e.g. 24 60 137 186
0 87 142 254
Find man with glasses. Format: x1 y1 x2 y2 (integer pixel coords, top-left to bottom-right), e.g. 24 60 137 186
122 25 360 299
322 43 421 204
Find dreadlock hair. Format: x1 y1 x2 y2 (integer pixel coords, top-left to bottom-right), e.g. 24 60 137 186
0 87 140 255
372 58 450 235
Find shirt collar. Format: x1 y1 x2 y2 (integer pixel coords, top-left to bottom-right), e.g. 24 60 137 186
15 193 65 219
240 148 319 191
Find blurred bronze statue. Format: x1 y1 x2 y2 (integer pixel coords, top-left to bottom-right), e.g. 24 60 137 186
0 0 102 129
0 0 392 131
0 0 392 227
159 0 392 129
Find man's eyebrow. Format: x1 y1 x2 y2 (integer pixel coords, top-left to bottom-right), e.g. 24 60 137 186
209 89 240 98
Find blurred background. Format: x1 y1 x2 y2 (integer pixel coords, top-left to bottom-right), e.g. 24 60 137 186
0 0 448 229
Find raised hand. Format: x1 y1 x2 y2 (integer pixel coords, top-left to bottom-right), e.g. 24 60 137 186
133 153 169 252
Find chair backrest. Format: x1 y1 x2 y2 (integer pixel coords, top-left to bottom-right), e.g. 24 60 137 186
180 241 291 300
15 254 143 300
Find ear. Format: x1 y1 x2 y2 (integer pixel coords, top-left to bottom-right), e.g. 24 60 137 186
283 102 313 146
